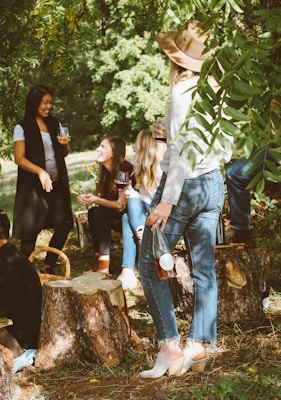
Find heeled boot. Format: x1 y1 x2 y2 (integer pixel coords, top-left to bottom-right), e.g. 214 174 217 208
181 341 208 375
97 259 110 274
140 352 184 379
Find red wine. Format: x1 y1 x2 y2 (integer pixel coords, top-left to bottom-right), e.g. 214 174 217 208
115 181 128 189
154 137 167 143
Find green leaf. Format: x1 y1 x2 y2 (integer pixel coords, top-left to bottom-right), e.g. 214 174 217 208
220 120 241 136
233 80 263 95
224 106 250 121
263 170 281 182
255 178 265 194
246 171 263 190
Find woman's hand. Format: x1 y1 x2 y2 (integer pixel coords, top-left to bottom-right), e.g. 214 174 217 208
77 193 95 207
38 170 53 192
146 201 173 231
123 183 139 199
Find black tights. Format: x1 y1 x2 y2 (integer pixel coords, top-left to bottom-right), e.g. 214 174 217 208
20 219 72 267
20 182 73 267
88 206 122 255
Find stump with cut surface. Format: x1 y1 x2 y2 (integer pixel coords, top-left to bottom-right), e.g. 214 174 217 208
0 345 21 400
171 245 269 327
35 272 131 371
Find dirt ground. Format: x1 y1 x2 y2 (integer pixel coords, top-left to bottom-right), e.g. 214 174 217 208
10 227 281 400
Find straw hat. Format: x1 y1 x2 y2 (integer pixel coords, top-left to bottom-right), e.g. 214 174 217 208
156 20 213 72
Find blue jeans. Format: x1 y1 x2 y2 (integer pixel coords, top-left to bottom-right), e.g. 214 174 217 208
226 145 275 230
138 169 224 343
121 197 150 269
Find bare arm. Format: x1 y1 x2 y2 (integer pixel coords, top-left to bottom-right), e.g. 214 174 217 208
14 140 53 192
77 192 127 211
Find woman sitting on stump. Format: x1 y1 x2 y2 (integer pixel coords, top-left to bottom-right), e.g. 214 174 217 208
77 136 135 274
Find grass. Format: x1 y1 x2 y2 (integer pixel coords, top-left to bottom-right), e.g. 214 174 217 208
1 151 281 400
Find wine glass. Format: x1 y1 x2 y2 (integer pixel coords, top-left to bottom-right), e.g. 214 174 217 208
81 186 89 210
153 117 167 143
114 171 130 189
57 126 71 144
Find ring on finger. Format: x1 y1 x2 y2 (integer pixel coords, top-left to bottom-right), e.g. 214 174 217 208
157 219 162 223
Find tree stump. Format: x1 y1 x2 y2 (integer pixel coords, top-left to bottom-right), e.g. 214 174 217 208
170 245 269 327
0 345 21 400
35 272 131 371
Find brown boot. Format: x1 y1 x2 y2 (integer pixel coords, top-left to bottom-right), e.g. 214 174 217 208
231 229 256 248
97 259 110 274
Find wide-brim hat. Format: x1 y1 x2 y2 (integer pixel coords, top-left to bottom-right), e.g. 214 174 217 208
156 20 213 72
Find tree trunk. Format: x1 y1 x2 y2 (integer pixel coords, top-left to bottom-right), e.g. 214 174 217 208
35 273 131 371
170 245 269 327
0 345 21 400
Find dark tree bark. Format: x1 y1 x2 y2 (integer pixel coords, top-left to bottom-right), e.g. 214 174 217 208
35 273 131 371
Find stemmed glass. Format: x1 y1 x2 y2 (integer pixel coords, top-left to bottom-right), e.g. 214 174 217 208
114 171 130 189
153 117 167 143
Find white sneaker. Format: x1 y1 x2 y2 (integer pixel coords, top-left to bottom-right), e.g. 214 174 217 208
117 268 138 290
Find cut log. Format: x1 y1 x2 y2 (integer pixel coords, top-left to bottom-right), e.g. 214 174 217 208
171 246 269 327
0 345 21 400
35 272 131 371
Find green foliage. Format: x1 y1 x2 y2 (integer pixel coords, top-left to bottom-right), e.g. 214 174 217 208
1 0 281 194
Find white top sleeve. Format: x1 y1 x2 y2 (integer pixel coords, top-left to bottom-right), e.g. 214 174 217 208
13 124 25 141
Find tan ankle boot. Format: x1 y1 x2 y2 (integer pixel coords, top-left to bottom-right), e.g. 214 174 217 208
97 259 110 274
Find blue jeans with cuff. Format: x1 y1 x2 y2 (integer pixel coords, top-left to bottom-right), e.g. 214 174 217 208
138 169 224 344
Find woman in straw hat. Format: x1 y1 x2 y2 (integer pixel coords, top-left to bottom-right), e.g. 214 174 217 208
138 20 232 378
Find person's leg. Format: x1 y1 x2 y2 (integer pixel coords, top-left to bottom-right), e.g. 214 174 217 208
226 158 253 231
139 169 224 378
42 183 73 269
117 212 138 289
226 145 274 245
44 220 73 268
20 237 37 259
88 206 121 273
126 197 150 241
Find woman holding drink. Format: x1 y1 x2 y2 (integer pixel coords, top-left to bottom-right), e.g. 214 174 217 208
77 136 135 274
12 84 73 274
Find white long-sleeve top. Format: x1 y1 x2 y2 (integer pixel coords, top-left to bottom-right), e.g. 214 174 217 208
160 77 232 206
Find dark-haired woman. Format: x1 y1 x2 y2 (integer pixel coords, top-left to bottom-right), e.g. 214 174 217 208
77 136 135 274
12 84 73 273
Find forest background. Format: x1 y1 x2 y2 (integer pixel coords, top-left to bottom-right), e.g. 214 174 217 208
0 0 280 190
0 1 281 398
1 0 281 260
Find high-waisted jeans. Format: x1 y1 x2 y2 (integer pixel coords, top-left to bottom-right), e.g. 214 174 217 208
138 169 224 343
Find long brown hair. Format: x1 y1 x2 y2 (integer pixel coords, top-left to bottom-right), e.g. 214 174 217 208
96 136 126 199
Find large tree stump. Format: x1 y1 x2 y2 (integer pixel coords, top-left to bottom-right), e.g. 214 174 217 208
35 273 131 371
171 245 269 327
0 345 21 400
